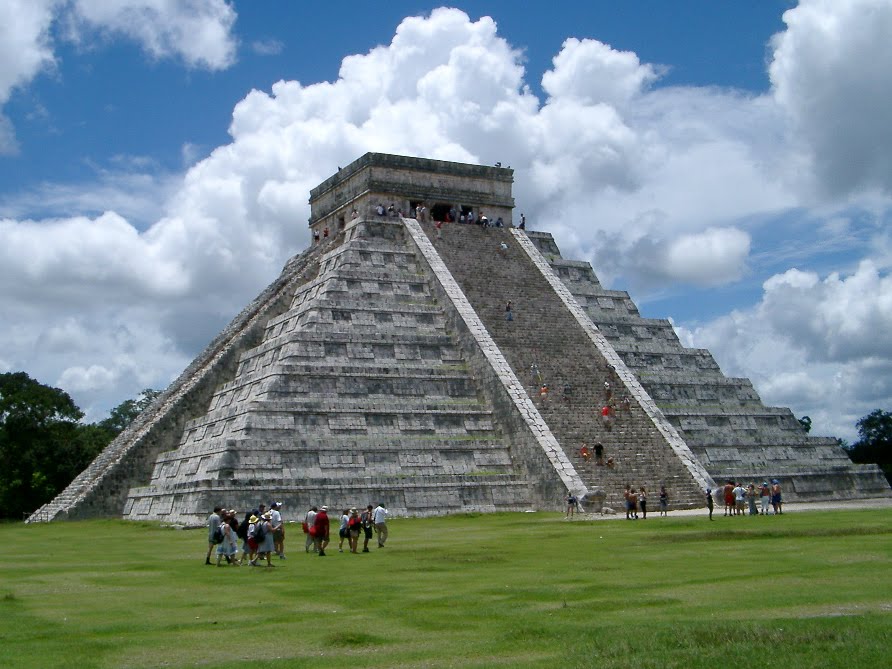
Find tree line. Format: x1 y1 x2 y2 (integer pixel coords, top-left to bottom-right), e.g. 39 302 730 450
1 371 890 521
0 372 159 520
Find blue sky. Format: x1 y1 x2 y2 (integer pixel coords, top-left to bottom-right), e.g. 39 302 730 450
1 0 890 442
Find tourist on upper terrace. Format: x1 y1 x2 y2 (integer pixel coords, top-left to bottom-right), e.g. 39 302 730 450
519 213 526 229
313 229 320 244
373 502 389 547
435 219 443 239
314 506 331 556
771 480 783 514
495 217 504 228
387 204 396 216
205 506 222 566
376 203 385 216
659 486 668 516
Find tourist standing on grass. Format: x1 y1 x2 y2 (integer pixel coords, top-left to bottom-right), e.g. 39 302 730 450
723 481 735 517
639 486 648 519
255 512 276 567
628 488 639 520
771 480 783 514
314 506 331 556
216 511 239 566
348 508 362 553
747 485 758 516
566 491 577 517
706 489 714 520
759 482 771 515
373 503 389 547
338 509 350 552
361 505 374 552
624 484 632 520
659 486 668 516
270 501 286 559
734 482 746 516
206 506 222 565
304 506 318 553
246 513 260 563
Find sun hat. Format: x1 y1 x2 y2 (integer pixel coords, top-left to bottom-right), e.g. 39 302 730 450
249 515 259 524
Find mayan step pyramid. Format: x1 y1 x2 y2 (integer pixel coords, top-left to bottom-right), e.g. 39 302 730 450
30 153 890 525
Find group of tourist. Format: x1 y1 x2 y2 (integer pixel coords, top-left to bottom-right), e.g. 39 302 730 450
205 502 389 566
621 484 668 519
705 480 783 520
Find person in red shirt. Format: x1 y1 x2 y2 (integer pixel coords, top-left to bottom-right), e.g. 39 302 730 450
313 506 330 556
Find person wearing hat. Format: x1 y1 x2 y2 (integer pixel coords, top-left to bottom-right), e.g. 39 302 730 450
246 513 260 564
313 506 330 556
270 501 286 559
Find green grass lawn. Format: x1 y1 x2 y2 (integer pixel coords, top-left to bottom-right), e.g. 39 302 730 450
1 509 890 668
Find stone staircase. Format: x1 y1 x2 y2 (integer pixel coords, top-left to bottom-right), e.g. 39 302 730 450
28 235 339 523
527 230 891 501
419 221 707 509
123 220 534 525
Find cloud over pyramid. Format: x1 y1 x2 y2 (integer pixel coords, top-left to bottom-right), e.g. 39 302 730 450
31 154 891 524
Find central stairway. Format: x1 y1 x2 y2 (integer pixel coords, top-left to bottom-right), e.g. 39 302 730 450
420 221 706 509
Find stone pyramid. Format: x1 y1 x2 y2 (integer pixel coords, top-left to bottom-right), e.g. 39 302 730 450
30 153 890 525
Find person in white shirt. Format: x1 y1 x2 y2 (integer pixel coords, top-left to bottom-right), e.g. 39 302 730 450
270 501 285 559
373 503 389 547
304 506 318 553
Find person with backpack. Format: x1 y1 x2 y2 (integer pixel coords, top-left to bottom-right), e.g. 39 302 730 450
236 510 252 564
215 510 238 567
360 505 374 553
251 512 275 567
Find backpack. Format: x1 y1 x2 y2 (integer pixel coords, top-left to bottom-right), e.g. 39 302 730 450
212 526 224 544
236 518 249 540
253 521 266 543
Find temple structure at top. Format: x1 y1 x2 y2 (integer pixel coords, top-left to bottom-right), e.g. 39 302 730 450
30 152 890 525
308 153 515 238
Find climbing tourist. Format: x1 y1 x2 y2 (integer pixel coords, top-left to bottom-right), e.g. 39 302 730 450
639 486 648 519
579 443 591 462
562 382 573 405
659 486 668 516
499 241 508 257
373 502 389 547
539 384 549 405
600 404 612 430
505 300 513 321
706 489 714 520
314 506 331 556
270 501 286 559
361 505 374 552
206 506 222 565
594 443 604 465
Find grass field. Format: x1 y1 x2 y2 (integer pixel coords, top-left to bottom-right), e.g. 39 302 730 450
1 508 890 668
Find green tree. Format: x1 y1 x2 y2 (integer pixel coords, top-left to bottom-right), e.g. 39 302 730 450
98 388 161 435
846 409 892 485
0 372 107 519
